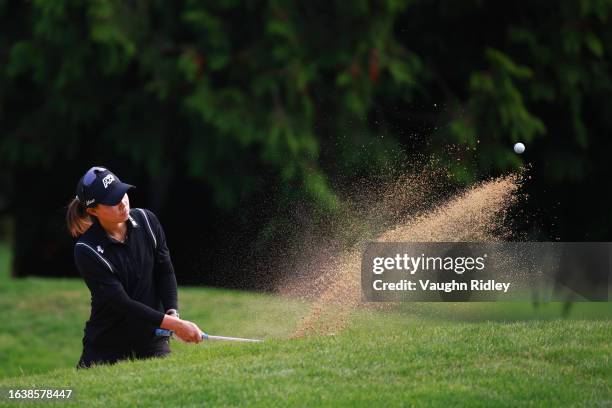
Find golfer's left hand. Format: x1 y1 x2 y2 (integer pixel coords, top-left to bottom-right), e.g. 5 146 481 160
175 320 203 343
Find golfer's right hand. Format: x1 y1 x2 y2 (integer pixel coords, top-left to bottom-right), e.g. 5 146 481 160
175 320 203 343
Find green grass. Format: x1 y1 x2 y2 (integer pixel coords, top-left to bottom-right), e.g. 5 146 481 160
0 245 610 406
0 242 10 282
0 276 308 379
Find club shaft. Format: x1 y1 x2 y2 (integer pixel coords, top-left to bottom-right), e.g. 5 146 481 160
205 334 262 343
155 328 262 343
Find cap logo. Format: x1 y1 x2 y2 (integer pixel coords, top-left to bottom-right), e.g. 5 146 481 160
86 198 95 206
102 174 115 189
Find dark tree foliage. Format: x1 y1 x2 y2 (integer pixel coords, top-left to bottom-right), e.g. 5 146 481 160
1 0 610 286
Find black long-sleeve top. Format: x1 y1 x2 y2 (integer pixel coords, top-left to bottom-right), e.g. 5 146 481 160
74 208 178 351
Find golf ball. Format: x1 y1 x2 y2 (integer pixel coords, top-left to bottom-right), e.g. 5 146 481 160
514 142 525 154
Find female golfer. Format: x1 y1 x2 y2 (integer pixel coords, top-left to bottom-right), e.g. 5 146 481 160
66 166 203 369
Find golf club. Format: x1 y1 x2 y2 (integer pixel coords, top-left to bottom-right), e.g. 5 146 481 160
155 328 263 343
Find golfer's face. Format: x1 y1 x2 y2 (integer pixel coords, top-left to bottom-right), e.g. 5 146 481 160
96 193 130 223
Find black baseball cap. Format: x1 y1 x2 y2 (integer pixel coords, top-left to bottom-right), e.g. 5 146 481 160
76 166 135 208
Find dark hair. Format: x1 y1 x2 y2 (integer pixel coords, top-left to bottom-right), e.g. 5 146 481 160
66 197 93 237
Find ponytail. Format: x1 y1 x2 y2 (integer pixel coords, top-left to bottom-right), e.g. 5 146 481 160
66 197 93 237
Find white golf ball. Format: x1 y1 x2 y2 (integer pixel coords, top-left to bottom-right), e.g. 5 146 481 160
514 142 525 154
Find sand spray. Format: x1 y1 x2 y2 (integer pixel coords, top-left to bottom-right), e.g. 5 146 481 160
277 169 523 337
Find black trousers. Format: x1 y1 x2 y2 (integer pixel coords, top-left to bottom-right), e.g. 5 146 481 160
76 337 170 369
